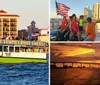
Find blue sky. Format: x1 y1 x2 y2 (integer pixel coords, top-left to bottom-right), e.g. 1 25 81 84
50 0 100 18
0 0 49 30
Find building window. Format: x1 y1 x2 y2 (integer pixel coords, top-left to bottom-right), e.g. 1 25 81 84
15 47 20 52
4 24 7 26
11 23 14 26
11 28 13 31
3 27 6 31
10 47 14 52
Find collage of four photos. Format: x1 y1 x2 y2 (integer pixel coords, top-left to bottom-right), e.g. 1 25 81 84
0 0 100 85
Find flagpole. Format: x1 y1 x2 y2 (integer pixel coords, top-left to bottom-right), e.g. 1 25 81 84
55 0 59 27
55 0 57 19
57 15 59 27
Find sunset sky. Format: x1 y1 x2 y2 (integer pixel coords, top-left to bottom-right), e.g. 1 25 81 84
51 43 100 63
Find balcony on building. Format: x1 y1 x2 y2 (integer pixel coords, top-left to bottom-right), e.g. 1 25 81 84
3 23 9 27
10 27 17 31
3 18 9 22
10 19 17 22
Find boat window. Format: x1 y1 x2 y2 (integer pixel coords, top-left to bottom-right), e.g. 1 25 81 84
39 48 43 53
26 48 31 52
0 46 2 51
43 48 45 52
15 47 19 52
34 48 39 52
10 47 14 52
4 46 8 52
20 47 25 52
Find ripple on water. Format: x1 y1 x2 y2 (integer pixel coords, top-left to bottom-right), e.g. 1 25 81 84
0 63 48 85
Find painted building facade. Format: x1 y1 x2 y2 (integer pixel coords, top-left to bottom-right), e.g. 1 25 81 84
0 10 19 38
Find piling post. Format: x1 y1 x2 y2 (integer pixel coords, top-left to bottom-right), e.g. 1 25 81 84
89 64 91 68
72 63 73 67
54 62 55 65
63 62 64 67
80 63 82 68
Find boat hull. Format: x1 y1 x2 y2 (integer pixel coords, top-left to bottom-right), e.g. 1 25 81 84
0 57 46 64
0 52 46 59
0 52 47 64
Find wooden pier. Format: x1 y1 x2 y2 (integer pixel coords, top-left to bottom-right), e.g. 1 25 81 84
51 61 100 68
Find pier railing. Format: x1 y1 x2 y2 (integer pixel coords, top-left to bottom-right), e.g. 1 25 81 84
51 62 100 68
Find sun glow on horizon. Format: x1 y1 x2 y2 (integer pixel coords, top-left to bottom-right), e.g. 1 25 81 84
51 45 95 57
62 48 94 57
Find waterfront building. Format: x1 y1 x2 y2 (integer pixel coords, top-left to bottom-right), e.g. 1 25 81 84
92 2 100 20
18 28 49 42
0 10 19 38
18 29 27 39
84 6 92 19
50 18 62 29
38 29 49 42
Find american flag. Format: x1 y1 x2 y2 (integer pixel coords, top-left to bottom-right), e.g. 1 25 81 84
56 1 70 17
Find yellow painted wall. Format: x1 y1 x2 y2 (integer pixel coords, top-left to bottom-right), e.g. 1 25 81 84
38 36 49 42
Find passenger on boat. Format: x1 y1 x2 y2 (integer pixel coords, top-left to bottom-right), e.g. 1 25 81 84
84 17 100 41
6 36 12 40
64 16 72 41
69 14 81 41
16 37 20 40
39 48 43 53
79 15 85 32
56 16 69 41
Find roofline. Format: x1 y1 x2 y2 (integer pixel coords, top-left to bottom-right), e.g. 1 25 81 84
39 29 48 30
0 14 19 17
0 10 7 13
39 34 49 36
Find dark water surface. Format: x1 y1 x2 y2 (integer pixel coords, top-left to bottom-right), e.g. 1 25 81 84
0 63 48 85
51 68 100 85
